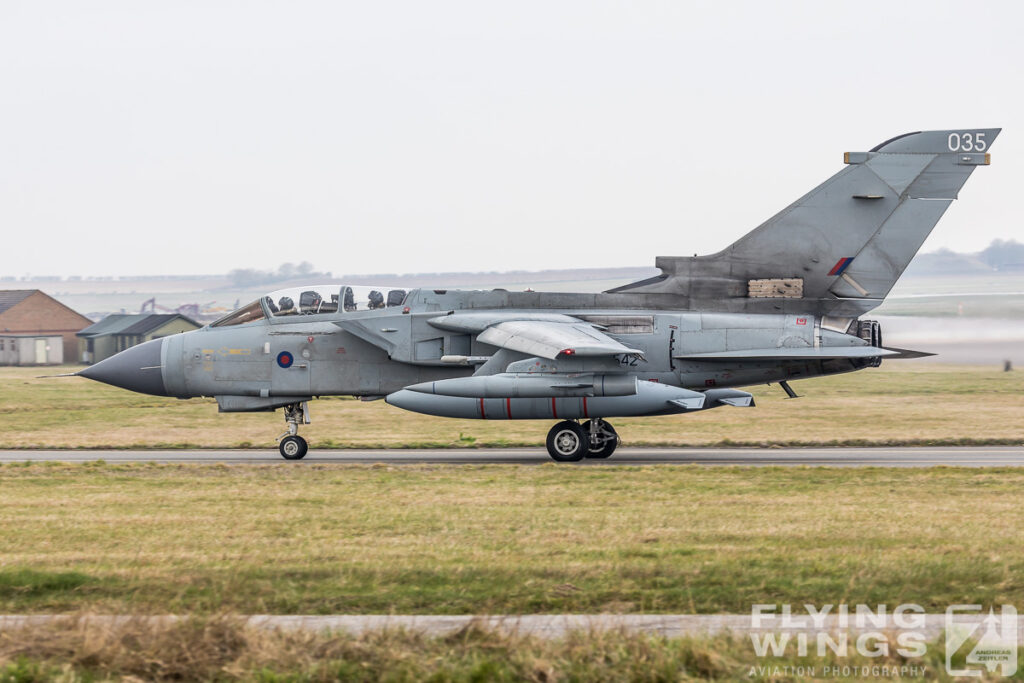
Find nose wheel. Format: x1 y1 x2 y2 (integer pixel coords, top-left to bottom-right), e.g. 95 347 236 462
277 402 311 460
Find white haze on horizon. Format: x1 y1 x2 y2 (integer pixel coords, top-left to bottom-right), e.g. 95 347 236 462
1 0 1022 279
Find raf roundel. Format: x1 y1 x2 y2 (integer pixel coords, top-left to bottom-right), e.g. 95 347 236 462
276 351 294 369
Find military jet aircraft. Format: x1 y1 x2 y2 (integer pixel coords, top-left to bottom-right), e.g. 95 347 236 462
77 128 999 461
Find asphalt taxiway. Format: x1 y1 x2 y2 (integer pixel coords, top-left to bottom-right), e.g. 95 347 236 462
2 446 1023 466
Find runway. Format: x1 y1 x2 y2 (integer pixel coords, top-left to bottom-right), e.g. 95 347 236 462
2 446 1024 466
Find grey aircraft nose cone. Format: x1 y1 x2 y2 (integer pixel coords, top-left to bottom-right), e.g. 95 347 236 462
78 338 168 396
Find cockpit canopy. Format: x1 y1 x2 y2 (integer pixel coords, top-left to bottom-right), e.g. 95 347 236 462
211 285 409 327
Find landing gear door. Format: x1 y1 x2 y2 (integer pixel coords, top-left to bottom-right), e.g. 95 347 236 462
271 338 312 395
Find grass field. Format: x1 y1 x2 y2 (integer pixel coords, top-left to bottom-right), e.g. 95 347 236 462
3 617 1007 682
4 361 1024 681
2 463 1024 616
2 364 1023 449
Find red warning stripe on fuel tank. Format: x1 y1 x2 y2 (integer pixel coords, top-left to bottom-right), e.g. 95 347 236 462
479 398 485 419
551 397 558 419
582 396 589 418
506 397 511 419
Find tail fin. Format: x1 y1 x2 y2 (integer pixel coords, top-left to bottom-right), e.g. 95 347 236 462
611 129 1000 316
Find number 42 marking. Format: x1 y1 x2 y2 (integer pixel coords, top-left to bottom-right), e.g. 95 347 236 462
948 132 986 152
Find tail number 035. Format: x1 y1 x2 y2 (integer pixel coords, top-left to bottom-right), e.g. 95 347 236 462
948 132 987 152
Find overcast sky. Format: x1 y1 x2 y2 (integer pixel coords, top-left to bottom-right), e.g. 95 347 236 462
1 1 1021 278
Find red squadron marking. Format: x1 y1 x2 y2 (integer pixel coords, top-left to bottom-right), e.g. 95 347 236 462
828 257 854 276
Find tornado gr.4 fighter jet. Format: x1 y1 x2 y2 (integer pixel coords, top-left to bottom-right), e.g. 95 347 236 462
77 129 999 461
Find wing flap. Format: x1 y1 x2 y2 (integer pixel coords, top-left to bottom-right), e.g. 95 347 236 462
477 320 643 360
428 312 583 334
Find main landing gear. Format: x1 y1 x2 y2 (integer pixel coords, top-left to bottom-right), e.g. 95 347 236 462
278 402 311 460
545 418 619 462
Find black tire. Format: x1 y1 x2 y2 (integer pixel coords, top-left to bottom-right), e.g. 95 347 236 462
582 420 618 459
279 435 308 460
546 421 587 462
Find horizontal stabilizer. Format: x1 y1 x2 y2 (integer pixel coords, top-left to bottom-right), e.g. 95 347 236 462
675 347 897 361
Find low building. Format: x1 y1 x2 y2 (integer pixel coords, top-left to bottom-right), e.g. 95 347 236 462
0 335 64 365
0 290 93 365
78 314 201 364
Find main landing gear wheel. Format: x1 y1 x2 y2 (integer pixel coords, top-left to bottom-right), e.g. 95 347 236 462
582 419 618 459
279 435 308 460
546 420 588 462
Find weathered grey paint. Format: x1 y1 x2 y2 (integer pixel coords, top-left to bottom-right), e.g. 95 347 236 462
610 129 1001 317
77 129 998 431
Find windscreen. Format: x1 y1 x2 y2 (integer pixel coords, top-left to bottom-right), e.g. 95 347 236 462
210 300 266 327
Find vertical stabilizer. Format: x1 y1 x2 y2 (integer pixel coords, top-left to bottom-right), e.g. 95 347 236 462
611 129 1000 315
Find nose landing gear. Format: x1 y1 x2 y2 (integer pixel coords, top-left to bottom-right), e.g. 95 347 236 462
277 402 310 460
544 418 619 462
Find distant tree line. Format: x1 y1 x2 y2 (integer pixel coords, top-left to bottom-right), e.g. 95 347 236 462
979 239 1024 269
906 239 1024 275
228 262 332 287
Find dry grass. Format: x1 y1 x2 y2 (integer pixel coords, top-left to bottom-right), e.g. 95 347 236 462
0 615 999 682
3 463 1024 616
2 364 1023 449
